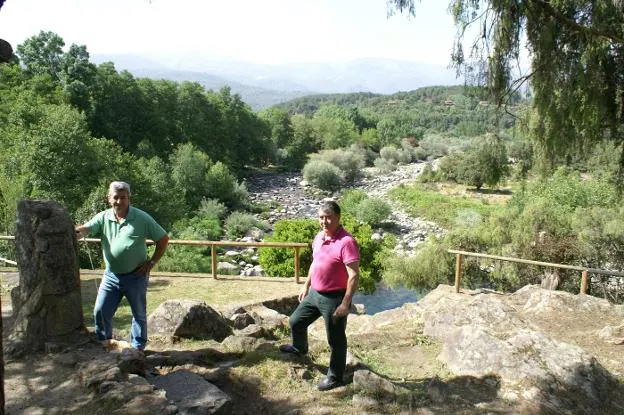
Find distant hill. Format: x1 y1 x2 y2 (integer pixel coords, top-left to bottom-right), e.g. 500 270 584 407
92 53 464 110
274 85 485 115
91 55 311 110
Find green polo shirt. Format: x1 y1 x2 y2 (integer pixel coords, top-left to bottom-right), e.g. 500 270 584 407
85 206 167 274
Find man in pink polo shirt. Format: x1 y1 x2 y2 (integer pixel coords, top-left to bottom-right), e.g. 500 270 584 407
280 200 360 391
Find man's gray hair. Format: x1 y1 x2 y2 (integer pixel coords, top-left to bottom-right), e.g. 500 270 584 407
108 181 131 196
319 200 341 216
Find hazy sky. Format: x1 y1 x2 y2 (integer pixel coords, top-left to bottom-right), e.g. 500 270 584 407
0 0 458 65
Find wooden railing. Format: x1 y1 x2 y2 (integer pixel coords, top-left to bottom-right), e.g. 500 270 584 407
449 249 624 294
0 235 308 283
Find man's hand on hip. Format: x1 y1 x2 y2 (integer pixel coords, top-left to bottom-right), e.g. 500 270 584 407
137 260 155 276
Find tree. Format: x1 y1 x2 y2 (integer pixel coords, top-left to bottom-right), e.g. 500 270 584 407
388 1 624 180
459 134 510 189
16 31 65 81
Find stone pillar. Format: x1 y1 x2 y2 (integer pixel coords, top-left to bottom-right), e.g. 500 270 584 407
9 200 85 354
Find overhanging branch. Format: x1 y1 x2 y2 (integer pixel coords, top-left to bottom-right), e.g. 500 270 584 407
531 0 624 45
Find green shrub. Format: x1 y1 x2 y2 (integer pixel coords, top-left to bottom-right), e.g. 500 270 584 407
383 238 453 291
224 211 266 240
309 149 365 182
172 216 222 241
355 197 392 228
379 146 401 163
340 214 395 294
412 147 428 161
419 139 449 159
258 218 319 278
197 198 227 220
437 154 463 182
374 157 397 173
158 245 212 273
339 189 368 215
417 163 440 183
158 215 222 273
205 161 250 210
302 160 344 192
398 148 412 164
258 215 395 294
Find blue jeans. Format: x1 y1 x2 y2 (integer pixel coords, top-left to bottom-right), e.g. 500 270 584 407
94 269 149 350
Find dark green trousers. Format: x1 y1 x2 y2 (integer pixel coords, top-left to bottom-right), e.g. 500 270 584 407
289 288 348 381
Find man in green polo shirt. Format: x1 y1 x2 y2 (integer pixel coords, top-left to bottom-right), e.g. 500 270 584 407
76 181 169 350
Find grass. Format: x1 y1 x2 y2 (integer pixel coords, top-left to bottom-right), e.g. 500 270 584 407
79 272 302 338
388 182 507 230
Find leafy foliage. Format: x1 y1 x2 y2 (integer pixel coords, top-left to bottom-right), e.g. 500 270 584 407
258 219 318 278
389 0 624 181
224 212 266 240
302 160 343 192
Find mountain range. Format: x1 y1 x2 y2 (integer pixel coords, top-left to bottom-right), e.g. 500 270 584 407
91 53 462 110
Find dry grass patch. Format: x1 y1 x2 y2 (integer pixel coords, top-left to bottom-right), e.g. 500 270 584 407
79 272 301 339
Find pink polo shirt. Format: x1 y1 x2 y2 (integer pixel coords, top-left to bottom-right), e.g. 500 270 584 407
310 226 360 293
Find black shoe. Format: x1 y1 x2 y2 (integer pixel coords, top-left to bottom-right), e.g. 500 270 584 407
279 344 305 355
317 377 342 391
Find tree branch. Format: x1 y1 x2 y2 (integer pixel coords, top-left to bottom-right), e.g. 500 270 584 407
531 0 624 45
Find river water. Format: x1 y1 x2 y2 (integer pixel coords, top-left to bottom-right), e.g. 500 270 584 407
353 283 425 315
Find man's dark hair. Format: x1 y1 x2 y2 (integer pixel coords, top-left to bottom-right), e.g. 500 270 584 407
319 200 341 216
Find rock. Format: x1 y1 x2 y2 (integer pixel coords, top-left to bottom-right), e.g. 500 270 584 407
426 377 449 404
242 266 265 277
151 370 232 414
146 349 227 367
216 262 240 275
352 369 411 404
220 335 270 353
249 306 289 331
229 312 256 329
351 303 366 315
220 306 247 320
418 284 620 412
245 227 265 241
261 295 299 316
118 348 147 375
148 300 233 342
111 391 172 414
10 200 85 354
599 324 624 345
236 324 273 339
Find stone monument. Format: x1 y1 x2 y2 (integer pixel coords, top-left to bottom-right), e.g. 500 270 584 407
9 200 85 354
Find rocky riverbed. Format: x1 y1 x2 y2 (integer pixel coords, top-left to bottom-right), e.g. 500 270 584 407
245 162 446 257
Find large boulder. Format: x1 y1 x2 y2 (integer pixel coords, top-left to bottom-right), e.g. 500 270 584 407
417 285 619 413
148 300 232 342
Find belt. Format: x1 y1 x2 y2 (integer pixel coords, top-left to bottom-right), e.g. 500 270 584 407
112 265 142 276
316 289 346 297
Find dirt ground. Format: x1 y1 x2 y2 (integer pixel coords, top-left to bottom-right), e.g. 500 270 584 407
3 271 624 414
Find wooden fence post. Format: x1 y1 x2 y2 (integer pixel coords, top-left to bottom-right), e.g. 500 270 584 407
580 270 588 295
294 247 300 284
455 253 462 293
1 294 4 415
211 245 217 279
